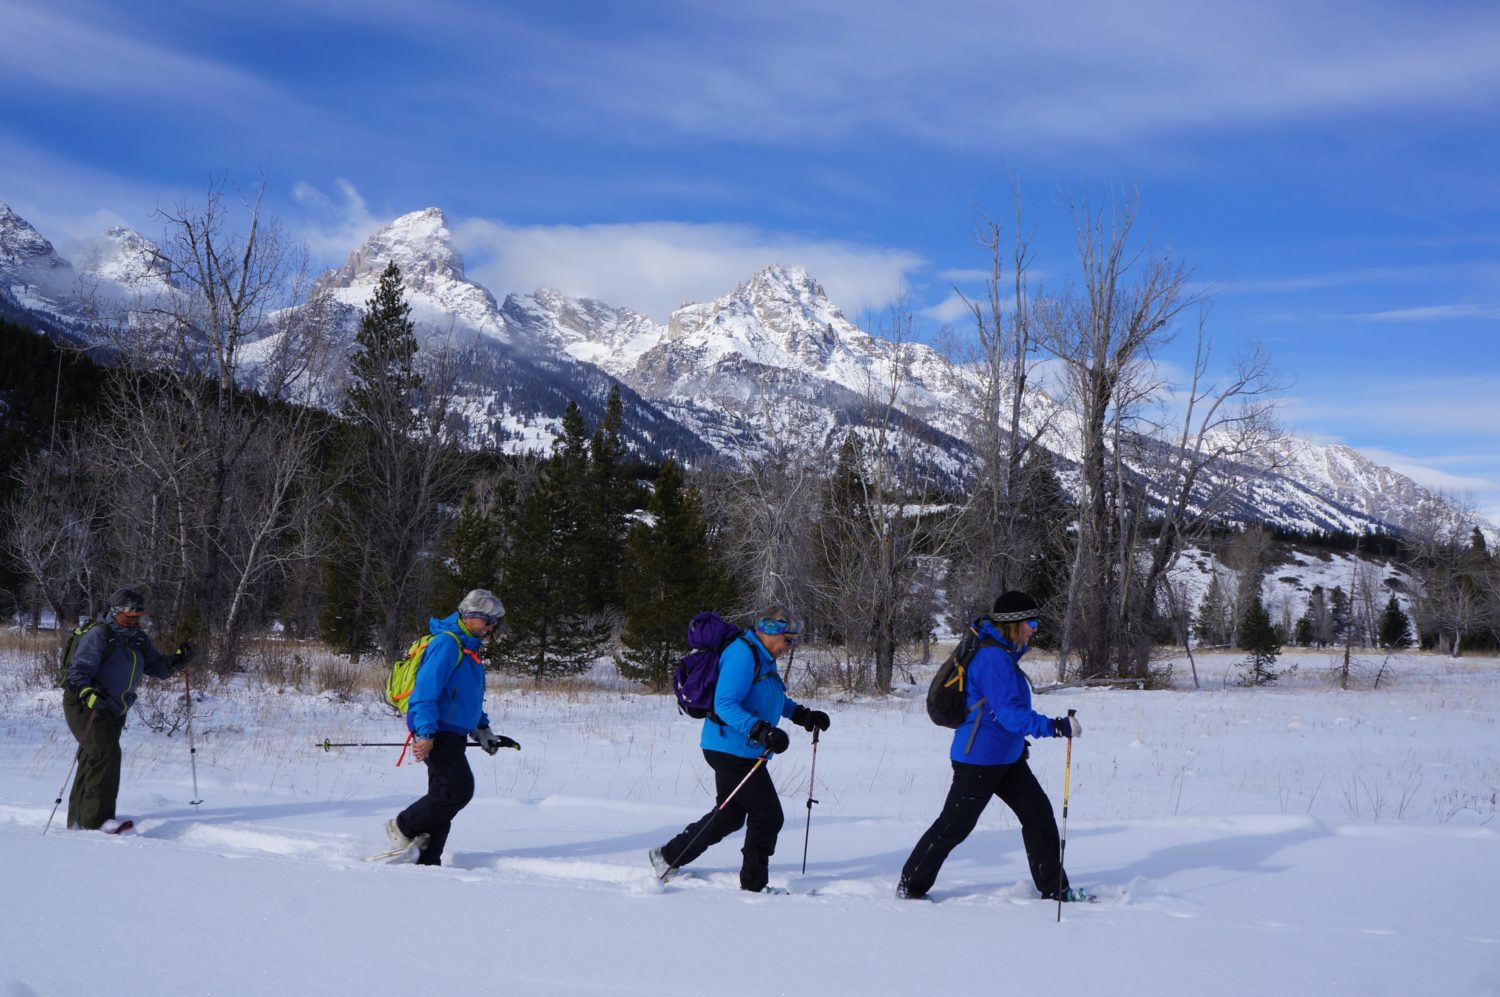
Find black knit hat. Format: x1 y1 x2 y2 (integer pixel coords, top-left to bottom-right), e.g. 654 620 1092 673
108 587 146 614
991 590 1039 623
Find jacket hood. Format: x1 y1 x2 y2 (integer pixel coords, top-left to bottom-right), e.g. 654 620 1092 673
976 617 1027 657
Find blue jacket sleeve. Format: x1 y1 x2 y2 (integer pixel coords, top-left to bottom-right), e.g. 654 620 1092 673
972 649 1055 738
407 634 462 738
712 638 761 737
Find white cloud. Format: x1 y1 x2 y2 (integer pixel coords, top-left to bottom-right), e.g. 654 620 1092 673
490 0 1500 151
0 2 276 105
450 217 923 323
290 180 379 265
921 292 977 325
1332 304 1500 323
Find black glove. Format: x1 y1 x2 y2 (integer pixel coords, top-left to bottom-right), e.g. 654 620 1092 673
473 727 521 755
174 642 196 667
791 706 831 733
1052 714 1082 738
748 721 790 754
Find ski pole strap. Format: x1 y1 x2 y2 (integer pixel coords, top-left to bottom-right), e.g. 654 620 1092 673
396 731 413 767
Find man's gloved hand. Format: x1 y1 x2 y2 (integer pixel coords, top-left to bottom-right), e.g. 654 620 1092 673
791 706 831 733
174 642 195 667
474 727 521 755
76 686 103 710
748 720 790 754
1052 714 1082 738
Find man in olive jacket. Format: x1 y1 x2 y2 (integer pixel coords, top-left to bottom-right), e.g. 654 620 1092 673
61 588 193 830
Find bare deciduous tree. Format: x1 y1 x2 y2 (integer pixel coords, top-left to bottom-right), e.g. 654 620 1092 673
1039 188 1200 679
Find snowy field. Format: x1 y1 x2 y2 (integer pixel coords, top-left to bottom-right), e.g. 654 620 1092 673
1 641 1497 997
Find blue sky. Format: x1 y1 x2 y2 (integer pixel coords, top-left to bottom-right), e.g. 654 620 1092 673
3 0 1499 522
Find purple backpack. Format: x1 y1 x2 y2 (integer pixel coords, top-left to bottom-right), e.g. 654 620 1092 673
672 611 747 719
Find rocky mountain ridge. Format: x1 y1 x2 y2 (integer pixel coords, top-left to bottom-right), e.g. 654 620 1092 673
2 198 1489 541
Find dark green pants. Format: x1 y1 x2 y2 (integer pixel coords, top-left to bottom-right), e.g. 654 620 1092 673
62 689 127 830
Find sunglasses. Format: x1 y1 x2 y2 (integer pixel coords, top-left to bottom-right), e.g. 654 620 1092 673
1025 619 1040 629
466 612 501 626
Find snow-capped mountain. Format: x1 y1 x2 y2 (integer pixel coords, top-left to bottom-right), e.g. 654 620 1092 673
0 200 79 332
280 208 711 458
312 207 509 344
2 197 1491 542
0 201 168 337
75 226 171 297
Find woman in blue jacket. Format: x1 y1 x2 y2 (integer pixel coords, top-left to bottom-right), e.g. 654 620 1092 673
898 590 1084 902
650 606 831 893
385 589 516 865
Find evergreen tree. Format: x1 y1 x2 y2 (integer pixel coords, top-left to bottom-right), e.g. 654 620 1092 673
1194 573 1231 646
492 418 611 683
615 461 734 690
322 261 463 657
1236 593 1288 685
1329 585 1352 646
1012 449 1073 646
432 480 508 616
1377 593 1415 649
583 387 633 613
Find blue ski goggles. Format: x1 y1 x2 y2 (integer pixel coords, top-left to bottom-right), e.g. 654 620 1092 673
757 618 800 638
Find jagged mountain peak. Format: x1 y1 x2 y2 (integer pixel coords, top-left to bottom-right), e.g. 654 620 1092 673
0 200 68 271
314 207 504 341
666 263 855 371
76 226 169 291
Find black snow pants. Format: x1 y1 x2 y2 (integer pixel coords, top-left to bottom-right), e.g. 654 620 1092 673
899 752 1068 898
660 749 784 892
396 731 475 865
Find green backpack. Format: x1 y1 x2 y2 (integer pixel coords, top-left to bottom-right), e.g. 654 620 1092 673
385 631 463 714
58 621 114 687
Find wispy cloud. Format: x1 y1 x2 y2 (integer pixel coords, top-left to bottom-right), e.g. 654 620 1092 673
290 180 380 265
1331 304 1500 322
441 0 1500 151
452 217 923 323
0 1 276 105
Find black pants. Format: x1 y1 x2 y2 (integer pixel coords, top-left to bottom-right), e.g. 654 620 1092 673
899 753 1068 898
660 749 784 892
62 688 127 830
396 732 475 866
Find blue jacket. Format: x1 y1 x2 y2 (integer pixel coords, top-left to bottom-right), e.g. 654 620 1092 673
951 619 1057 764
406 614 491 739
701 632 801 759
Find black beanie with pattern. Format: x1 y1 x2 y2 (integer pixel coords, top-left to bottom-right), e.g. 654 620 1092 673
990 590 1039 623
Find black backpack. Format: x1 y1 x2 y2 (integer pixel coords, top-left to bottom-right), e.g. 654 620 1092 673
925 621 1002 728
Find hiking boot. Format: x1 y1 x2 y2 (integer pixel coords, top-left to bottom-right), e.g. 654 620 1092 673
1043 887 1093 903
895 879 931 901
649 847 681 882
384 819 429 863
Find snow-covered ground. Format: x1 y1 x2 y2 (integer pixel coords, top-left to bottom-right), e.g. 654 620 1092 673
1 642 1496 996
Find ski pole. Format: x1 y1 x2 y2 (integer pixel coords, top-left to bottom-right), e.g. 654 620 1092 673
184 667 202 806
1056 708 1075 923
660 750 771 883
44 709 97 835
314 738 491 750
800 727 820 874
